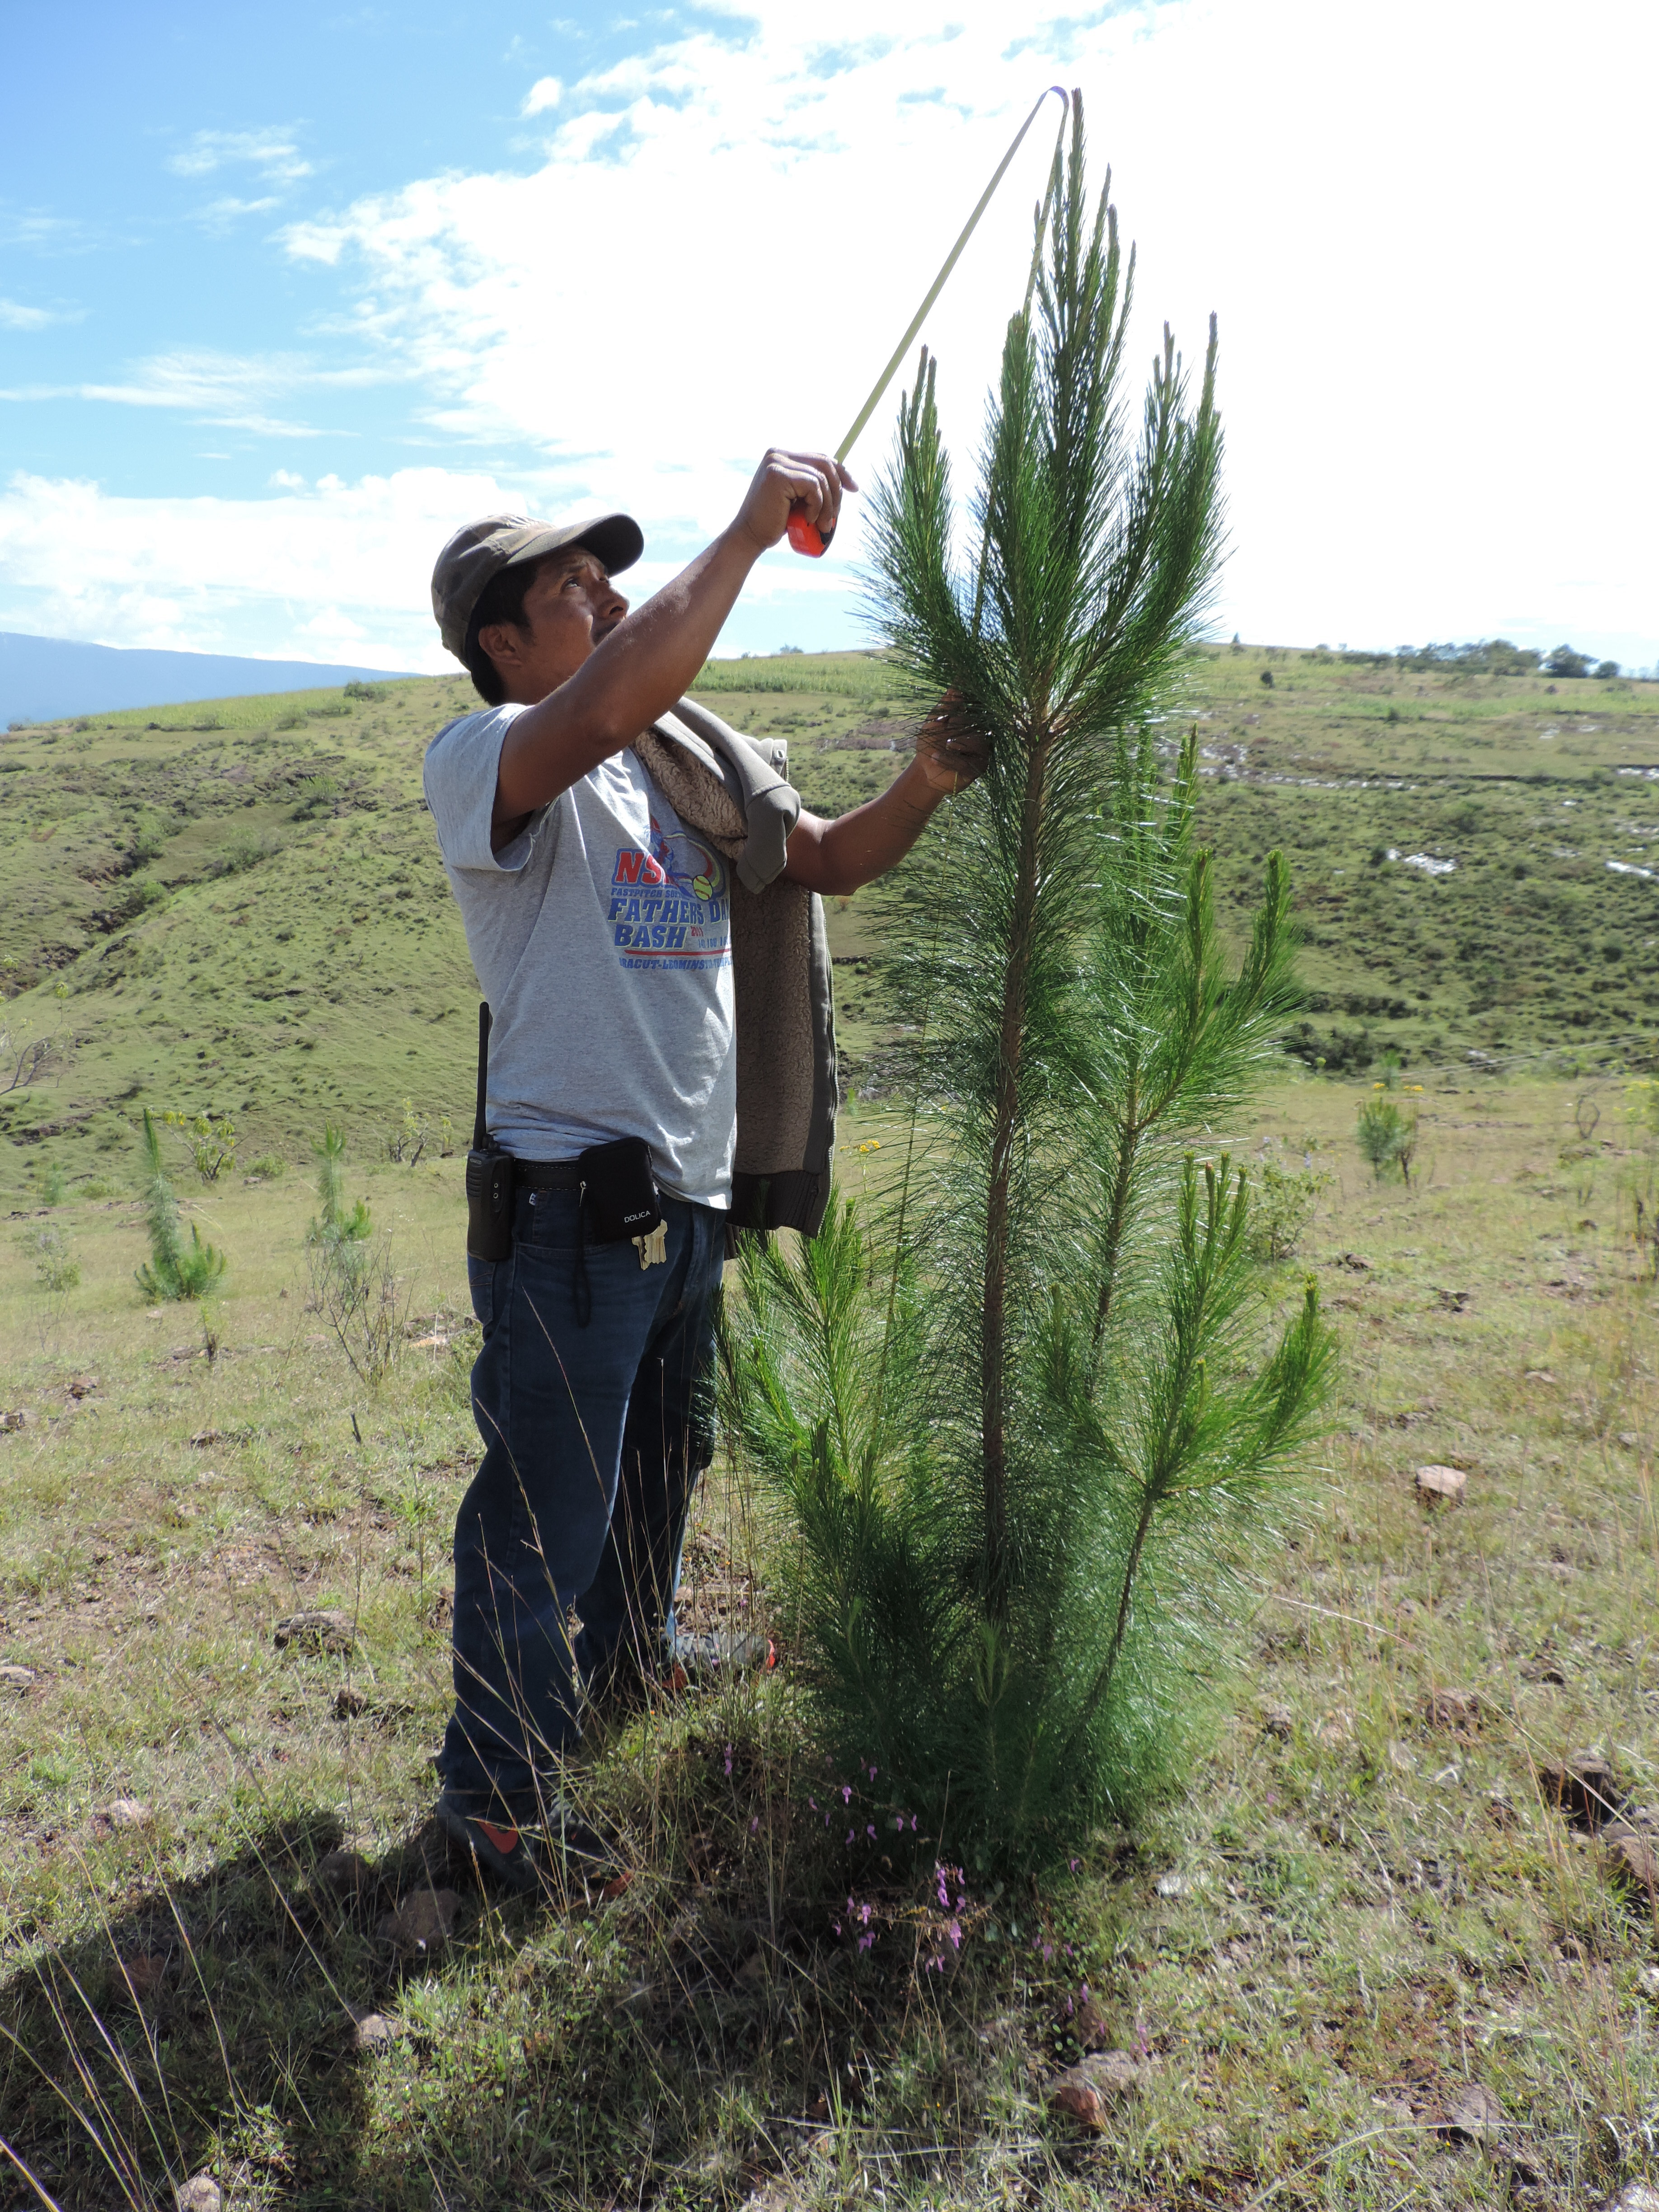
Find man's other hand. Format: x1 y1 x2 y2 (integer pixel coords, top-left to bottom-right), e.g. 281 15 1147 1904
914 691 991 796
735 448 857 555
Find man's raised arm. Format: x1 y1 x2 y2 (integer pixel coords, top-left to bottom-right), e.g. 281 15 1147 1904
492 450 854 831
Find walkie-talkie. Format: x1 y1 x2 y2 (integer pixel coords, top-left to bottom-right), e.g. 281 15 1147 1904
464 1002 514 1261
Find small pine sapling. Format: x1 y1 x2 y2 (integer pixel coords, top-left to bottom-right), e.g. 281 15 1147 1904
135 1107 227 1301
309 1125 371 1246
1356 1095 1416 1183
728 98 1334 1875
305 1121 401 1383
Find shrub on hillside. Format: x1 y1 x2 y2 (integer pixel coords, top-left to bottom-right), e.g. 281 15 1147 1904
24 1223 79 1295
1283 1020 1375 1075
161 1108 237 1183
291 774 341 820
1249 1153 1332 1262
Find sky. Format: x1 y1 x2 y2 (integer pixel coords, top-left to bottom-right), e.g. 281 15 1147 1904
1 0 1654 677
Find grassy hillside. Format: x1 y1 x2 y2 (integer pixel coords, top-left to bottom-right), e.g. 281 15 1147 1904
2 647 1656 1200
1 1074 1655 2207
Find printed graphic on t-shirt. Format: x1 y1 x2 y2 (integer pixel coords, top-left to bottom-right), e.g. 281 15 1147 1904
608 812 731 972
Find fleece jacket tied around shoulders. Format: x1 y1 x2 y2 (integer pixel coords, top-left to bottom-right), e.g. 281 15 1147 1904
632 695 838 1250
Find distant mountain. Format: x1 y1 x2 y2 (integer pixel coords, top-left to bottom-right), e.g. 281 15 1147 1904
0 630 417 728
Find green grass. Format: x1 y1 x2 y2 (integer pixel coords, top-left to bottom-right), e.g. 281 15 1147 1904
0 1078 1655 2207
4 648 1656 1205
2 653 1659 2206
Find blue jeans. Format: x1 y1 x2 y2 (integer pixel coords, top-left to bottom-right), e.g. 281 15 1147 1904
440 1185 726 1815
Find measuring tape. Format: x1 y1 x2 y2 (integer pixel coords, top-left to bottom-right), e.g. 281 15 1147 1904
787 84 1071 558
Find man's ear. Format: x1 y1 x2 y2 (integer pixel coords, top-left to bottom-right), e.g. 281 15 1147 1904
477 620 523 672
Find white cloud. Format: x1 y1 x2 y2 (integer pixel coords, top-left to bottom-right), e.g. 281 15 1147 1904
522 76 563 116
0 347 393 437
0 465 511 668
0 298 63 331
198 194 281 225
9 0 1659 666
273 0 1659 667
168 128 312 184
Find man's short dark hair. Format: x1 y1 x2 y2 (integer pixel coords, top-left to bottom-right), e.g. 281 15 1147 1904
462 556 548 705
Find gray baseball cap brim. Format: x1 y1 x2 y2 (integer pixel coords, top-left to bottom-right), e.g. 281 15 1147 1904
431 510 644 661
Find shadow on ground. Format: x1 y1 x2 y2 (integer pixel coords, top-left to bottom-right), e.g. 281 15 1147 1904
1 1809 511 2210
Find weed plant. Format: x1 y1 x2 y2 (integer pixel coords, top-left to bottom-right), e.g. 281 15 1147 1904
133 1107 226 1302
159 1107 237 1183
728 104 1334 1874
1248 1147 1331 1262
25 1223 80 1294
308 1231 407 1389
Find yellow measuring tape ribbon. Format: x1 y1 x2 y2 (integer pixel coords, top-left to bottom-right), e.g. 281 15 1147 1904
789 84 1071 554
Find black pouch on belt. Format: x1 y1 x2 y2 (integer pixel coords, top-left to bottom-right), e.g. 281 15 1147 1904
571 1136 663 1327
576 1135 663 1244
464 1003 515 1263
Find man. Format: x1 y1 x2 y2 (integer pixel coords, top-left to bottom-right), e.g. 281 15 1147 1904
423 445 983 1890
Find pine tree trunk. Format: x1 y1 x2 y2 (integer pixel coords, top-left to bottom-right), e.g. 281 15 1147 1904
981 727 1053 1615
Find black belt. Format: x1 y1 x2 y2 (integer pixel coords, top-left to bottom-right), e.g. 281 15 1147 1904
514 1158 584 1191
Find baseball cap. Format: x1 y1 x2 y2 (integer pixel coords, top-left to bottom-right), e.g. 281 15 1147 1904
430 511 644 660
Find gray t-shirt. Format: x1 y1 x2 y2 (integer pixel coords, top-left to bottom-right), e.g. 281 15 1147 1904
423 705 736 1208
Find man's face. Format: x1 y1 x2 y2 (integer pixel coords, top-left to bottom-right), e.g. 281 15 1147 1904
481 547 630 702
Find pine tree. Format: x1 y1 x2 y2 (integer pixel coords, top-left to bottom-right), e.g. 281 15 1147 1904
725 98 1334 1873
135 1107 226 1302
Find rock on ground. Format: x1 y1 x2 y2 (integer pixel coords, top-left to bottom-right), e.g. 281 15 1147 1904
96 1798 154 1833
1415 1463 1467 1502
317 1847 372 1895
350 2008 400 2053
273 1608 356 1654
383 1887 459 1956
175 2177 221 2212
1442 2082 1502 2143
1603 1824 1659 1893
1045 2051 1147 2128
1539 1752 1620 1828
1424 1686 1481 1731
